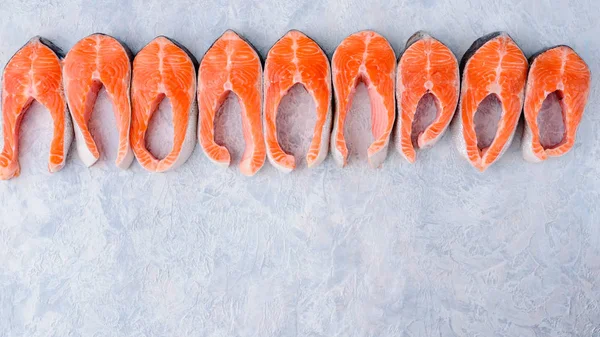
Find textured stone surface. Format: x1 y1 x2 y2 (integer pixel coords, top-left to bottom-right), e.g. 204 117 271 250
1 0 599 336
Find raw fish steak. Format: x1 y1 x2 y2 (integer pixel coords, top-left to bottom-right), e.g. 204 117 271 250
263 30 332 173
63 33 134 169
0 37 73 179
395 31 459 163
521 45 591 162
198 30 265 176
130 36 197 172
451 32 528 171
331 30 396 168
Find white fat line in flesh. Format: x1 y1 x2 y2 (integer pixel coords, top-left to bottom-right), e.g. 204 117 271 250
487 44 507 95
357 34 375 91
28 46 39 97
224 40 233 91
425 41 431 74
556 48 568 91
360 33 372 67
93 35 101 80
424 43 433 90
291 36 301 83
225 39 233 72
157 42 166 93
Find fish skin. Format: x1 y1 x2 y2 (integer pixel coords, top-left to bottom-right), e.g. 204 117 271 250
198 30 266 176
62 33 134 169
263 30 332 173
521 45 591 162
450 32 528 172
458 32 503 73
330 30 396 168
130 36 198 172
395 31 459 163
0 36 73 180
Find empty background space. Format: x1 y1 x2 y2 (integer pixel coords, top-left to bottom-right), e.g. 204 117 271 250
0 0 599 337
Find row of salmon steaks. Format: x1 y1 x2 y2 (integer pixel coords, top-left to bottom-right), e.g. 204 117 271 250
0 30 591 179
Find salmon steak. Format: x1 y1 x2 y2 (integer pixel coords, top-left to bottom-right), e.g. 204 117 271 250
451 32 528 171
0 37 73 180
198 30 265 176
395 31 459 163
63 33 133 169
521 46 591 162
263 30 332 173
130 36 197 172
331 30 396 168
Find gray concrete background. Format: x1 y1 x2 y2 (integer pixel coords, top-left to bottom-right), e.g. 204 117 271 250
0 0 599 336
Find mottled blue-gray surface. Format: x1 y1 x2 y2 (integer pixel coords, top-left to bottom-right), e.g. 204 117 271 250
0 0 599 336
